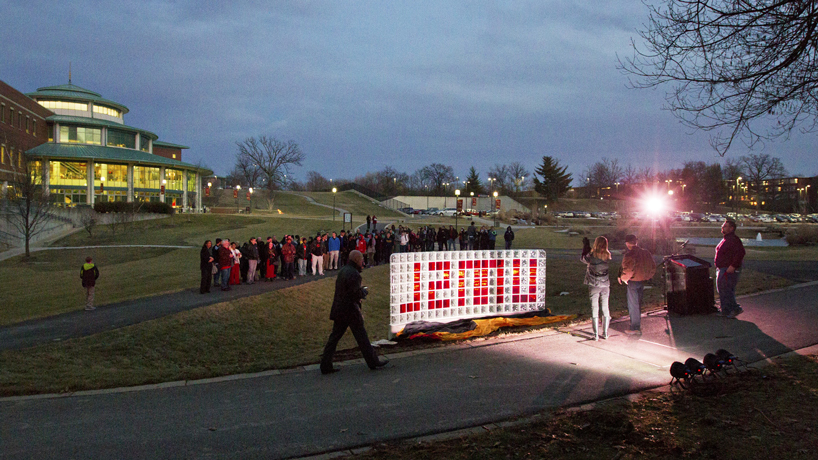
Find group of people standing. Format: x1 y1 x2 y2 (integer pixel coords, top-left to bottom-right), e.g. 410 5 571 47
394 222 516 253
580 219 745 341
198 228 397 294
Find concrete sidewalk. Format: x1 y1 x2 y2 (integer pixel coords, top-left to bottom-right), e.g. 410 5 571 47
2 281 817 460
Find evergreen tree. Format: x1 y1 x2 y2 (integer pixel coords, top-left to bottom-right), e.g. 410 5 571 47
532 156 572 204
463 166 485 196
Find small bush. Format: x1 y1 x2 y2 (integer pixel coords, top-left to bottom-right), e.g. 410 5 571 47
785 225 818 246
93 202 174 215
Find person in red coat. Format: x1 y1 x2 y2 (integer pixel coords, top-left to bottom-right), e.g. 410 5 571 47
229 242 242 285
265 241 277 281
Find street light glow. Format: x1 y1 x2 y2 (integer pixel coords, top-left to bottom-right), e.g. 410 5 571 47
643 194 667 216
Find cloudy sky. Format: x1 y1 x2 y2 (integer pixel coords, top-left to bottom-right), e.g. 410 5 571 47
3 0 816 184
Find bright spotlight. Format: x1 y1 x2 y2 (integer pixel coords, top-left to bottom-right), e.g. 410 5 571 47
643 194 667 216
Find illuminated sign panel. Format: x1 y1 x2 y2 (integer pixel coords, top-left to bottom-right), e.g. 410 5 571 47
389 250 546 336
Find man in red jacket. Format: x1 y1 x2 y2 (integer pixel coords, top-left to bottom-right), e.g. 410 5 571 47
715 219 746 318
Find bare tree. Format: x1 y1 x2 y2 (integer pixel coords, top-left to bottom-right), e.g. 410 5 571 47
1 159 54 258
235 136 304 209
620 1 818 155
230 154 264 189
740 153 788 209
80 208 98 239
418 163 456 195
487 164 511 195
638 167 655 184
722 157 744 181
584 157 624 192
621 164 640 185
305 171 332 191
508 161 529 193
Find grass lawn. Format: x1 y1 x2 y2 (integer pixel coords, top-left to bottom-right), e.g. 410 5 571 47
0 214 336 325
356 354 818 459
0 249 791 395
0 215 801 395
298 191 403 219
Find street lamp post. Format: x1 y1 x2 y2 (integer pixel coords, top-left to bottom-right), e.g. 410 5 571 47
455 189 461 230
235 185 241 213
735 176 742 213
493 190 498 227
332 187 337 224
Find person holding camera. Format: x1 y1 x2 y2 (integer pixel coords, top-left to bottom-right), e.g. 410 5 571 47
581 236 611 340
320 250 389 374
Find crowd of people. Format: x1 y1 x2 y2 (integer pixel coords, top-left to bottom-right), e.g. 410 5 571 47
198 222 517 294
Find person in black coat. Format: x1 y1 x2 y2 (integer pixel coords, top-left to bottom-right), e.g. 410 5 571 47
200 240 214 294
320 250 389 374
504 226 515 249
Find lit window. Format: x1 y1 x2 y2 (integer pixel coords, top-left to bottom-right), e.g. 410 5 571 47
172 154 176 159
59 125 102 145
93 105 122 118
38 100 88 112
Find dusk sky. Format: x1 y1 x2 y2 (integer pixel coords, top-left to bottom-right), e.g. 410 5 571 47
3 0 816 185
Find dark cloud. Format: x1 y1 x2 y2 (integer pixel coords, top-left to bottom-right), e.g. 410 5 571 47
3 1 815 181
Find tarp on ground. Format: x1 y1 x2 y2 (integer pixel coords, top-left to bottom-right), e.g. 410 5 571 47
397 310 576 341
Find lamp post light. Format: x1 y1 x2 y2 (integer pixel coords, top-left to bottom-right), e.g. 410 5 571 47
493 190 498 227
455 189 461 230
332 187 337 223
235 185 241 213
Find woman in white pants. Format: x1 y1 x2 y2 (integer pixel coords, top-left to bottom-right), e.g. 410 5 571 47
581 236 611 341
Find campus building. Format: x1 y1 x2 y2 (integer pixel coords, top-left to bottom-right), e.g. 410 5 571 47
1 78 211 211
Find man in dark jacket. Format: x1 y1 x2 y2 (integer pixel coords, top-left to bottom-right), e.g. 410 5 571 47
245 237 260 284
618 234 656 334
80 256 100 311
504 226 514 249
320 250 389 374
715 219 746 318
200 240 214 294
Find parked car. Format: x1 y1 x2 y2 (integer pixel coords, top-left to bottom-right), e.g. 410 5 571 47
438 208 458 217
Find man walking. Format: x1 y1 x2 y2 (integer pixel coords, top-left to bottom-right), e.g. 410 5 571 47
715 219 746 318
320 250 389 374
80 256 100 311
617 234 656 334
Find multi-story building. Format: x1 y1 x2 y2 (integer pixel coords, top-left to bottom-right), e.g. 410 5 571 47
1 78 210 211
727 176 816 213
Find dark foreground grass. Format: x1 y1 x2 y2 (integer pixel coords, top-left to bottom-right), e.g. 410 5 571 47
358 354 818 460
